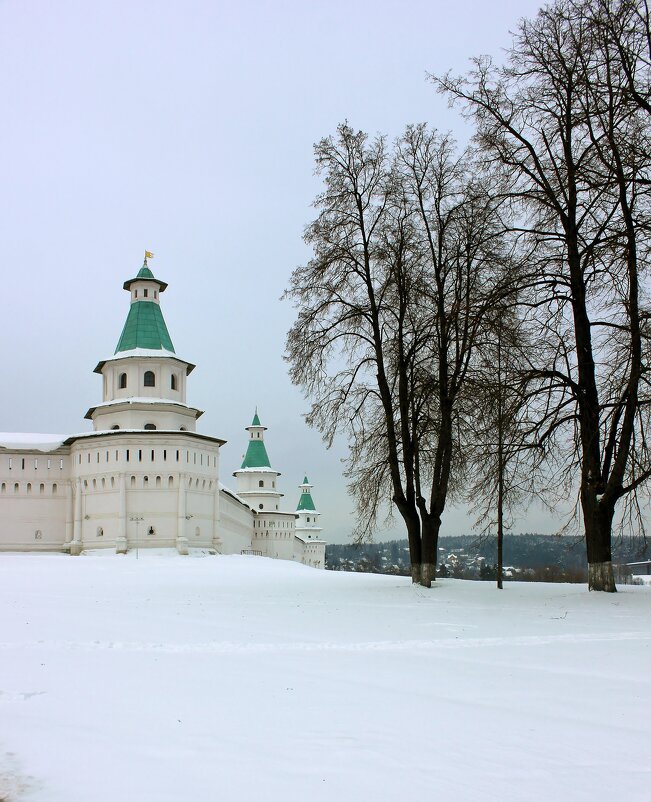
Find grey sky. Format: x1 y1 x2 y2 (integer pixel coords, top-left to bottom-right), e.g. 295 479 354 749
1 0 555 543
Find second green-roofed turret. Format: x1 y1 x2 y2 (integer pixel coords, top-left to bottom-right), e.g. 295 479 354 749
240 410 271 468
295 476 323 541
233 411 284 513
297 475 316 511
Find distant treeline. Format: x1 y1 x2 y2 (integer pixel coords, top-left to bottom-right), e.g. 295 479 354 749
325 535 649 579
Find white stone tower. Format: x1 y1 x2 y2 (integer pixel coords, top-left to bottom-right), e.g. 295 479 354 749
86 257 202 433
232 411 283 512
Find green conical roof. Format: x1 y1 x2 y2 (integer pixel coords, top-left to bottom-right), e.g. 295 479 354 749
241 438 271 469
297 491 316 511
137 265 155 279
115 299 175 353
251 411 261 426
297 481 316 511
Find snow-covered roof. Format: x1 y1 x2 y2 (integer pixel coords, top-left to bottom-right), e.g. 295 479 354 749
85 397 204 421
233 466 280 475
218 482 251 509
94 348 195 374
294 534 326 544
0 428 226 452
0 433 68 451
73 428 225 445
106 347 180 360
89 397 195 410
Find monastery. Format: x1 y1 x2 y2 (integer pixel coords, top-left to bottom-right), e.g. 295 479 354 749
0 258 326 567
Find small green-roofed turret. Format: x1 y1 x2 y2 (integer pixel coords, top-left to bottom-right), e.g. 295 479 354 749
240 410 271 468
297 476 317 511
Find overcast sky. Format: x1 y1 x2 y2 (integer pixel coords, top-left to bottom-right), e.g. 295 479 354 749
0 0 560 543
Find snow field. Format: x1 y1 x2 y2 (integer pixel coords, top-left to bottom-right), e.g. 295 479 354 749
0 551 649 802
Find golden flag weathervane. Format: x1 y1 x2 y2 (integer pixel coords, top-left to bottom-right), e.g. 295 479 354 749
144 249 154 265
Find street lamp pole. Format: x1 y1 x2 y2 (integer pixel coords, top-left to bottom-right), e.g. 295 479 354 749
129 515 143 559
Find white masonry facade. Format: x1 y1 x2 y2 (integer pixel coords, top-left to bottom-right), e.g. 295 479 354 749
0 260 326 568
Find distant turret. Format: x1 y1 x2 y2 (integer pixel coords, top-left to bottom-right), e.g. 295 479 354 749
295 476 323 540
233 411 283 511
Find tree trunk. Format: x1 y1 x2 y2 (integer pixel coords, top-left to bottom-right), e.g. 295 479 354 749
401 510 422 584
420 515 440 588
583 492 617 592
588 561 615 592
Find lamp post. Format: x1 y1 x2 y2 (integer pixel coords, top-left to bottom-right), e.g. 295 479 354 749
129 515 143 559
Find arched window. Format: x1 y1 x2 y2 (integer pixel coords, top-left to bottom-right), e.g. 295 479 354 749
168 476 174 488
39 483 45 494
144 423 156 430
119 373 127 389
156 476 161 488
258 480 264 488
14 483 19 493
26 483 32 494
180 426 186 431
111 425 120 430
259 504 263 509
171 374 177 391
130 476 136 488
52 483 57 495
144 371 155 387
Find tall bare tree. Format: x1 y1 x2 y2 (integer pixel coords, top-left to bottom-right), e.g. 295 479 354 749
284 124 511 586
436 0 651 591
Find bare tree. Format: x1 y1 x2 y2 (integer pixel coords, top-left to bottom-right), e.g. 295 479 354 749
435 0 651 591
284 123 511 586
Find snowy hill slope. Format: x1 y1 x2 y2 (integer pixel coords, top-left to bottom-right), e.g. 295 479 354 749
0 552 649 802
